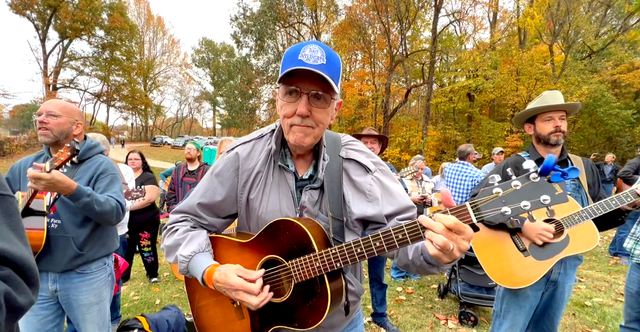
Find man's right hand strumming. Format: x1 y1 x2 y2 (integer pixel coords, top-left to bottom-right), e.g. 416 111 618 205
204 264 274 310
521 221 556 246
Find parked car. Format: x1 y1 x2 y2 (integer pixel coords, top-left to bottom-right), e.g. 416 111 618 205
150 135 173 147
171 137 191 149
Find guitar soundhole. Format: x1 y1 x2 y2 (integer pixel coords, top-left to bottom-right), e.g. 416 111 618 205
258 256 293 302
544 218 565 240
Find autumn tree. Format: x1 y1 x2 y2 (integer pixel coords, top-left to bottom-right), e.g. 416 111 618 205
8 0 112 99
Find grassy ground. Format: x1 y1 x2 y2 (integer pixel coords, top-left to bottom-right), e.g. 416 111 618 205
1 150 631 331
131 145 185 165
119 230 628 332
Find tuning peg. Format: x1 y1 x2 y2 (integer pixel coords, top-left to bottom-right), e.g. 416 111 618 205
506 168 516 179
527 211 536 223
546 206 556 218
523 160 538 173
488 174 501 186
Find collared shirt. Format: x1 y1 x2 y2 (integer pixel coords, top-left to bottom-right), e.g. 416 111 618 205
481 162 496 175
625 217 640 263
444 161 484 205
280 143 318 204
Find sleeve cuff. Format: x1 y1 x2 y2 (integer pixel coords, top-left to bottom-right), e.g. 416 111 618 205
420 244 453 271
188 252 218 286
65 184 89 202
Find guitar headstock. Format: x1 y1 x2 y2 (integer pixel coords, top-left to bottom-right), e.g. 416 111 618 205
124 187 146 201
473 169 569 225
398 166 419 178
44 139 81 173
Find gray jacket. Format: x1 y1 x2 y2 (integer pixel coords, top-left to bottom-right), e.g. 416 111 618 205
161 122 449 331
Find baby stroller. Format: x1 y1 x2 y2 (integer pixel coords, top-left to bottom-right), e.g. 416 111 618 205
437 248 496 327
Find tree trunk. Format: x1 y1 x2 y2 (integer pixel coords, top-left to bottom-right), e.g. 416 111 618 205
422 0 443 147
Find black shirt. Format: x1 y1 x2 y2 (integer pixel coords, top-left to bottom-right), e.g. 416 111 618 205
130 171 159 223
470 144 630 231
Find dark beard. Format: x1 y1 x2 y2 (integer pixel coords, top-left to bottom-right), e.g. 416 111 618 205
533 127 567 147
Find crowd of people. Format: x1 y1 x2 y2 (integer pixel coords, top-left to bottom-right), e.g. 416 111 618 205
1 39 640 332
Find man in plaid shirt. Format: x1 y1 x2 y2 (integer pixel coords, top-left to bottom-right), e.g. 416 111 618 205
622 219 640 331
444 144 484 205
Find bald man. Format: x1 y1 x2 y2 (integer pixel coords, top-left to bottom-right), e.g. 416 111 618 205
5 99 126 332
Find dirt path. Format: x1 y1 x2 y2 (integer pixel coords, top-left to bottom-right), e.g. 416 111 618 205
109 144 174 168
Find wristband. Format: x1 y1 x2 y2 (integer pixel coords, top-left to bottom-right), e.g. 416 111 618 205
203 264 220 290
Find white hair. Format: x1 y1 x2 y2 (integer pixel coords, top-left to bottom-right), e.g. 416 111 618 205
87 133 110 155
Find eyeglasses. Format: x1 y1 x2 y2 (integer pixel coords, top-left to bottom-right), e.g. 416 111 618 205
185 147 197 152
277 84 336 109
34 113 79 122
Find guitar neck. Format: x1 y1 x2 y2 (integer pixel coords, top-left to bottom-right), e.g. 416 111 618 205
560 188 640 229
19 188 38 213
288 204 474 283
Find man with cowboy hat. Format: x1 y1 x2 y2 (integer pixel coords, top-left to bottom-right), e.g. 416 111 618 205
352 127 403 332
471 90 638 332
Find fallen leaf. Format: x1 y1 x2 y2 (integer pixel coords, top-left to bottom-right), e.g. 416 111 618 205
594 286 606 292
447 320 457 328
398 296 407 300
394 298 404 303
617 297 625 302
389 310 396 316
155 298 161 305
129 291 136 297
163 272 170 277
578 277 586 282
396 287 404 292
132 296 140 300
152 287 159 292
421 297 425 300
481 317 489 324
576 285 586 290
434 313 447 321
430 284 438 289
616 289 625 296
121 285 128 291
428 322 434 329
172 294 180 298
427 304 432 308
593 298 604 302
585 301 592 307
406 287 415 294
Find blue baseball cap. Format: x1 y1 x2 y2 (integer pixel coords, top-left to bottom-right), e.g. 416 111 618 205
277 40 342 94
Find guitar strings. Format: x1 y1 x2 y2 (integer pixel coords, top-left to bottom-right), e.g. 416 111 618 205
259 180 552 290
260 192 540 287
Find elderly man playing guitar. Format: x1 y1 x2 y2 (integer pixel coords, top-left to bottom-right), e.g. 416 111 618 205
162 40 473 332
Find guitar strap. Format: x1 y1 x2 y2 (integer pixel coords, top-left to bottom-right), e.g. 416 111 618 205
567 154 593 205
323 130 345 245
322 130 350 316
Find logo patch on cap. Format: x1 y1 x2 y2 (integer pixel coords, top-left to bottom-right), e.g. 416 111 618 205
298 44 326 65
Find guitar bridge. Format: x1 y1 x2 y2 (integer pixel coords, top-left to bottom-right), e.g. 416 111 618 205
510 233 530 257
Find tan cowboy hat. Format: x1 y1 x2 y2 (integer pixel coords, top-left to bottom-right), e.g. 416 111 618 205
352 127 389 154
512 90 581 129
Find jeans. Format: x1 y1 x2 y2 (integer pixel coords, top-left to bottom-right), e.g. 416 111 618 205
19 256 115 332
340 308 365 332
621 262 640 332
390 261 420 281
602 181 615 196
367 256 388 321
609 210 640 258
489 255 583 332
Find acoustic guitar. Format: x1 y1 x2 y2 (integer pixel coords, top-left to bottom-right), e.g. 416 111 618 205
16 141 81 256
184 162 568 332
472 182 640 289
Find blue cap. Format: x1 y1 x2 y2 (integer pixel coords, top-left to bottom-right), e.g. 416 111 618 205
277 40 342 94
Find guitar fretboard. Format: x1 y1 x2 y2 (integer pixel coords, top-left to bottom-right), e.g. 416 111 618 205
560 189 640 229
287 204 473 283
